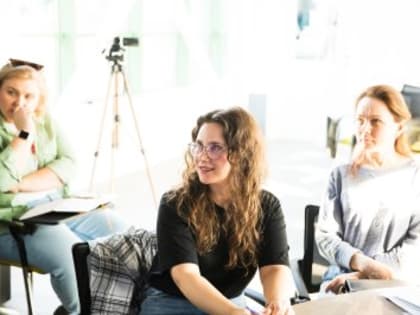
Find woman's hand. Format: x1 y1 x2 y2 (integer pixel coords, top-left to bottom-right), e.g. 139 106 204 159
229 307 252 315
325 271 361 294
13 106 35 133
261 300 295 315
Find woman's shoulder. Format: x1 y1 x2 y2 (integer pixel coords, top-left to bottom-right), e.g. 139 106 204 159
159 190 178 208
259 189 281 210
330 163 350 175
35 113 56 134
407 158 420 170
324 164 350 184
403 158 420 180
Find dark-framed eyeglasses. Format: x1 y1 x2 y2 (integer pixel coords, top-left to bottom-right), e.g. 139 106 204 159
188 142 227 160
9 58 44 71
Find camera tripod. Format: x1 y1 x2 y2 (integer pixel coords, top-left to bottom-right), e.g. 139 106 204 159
89 57 158 208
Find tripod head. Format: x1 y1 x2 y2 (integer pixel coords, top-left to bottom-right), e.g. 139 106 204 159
104 36 139 67
105 37 125 65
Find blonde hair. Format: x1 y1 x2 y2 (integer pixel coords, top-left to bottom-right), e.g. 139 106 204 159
169 106 267 270
0 63 47 118
351 84 412 174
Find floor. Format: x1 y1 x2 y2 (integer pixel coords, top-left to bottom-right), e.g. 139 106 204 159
0 138 352 315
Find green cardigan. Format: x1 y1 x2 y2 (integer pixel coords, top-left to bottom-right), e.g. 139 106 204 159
0 114 77 231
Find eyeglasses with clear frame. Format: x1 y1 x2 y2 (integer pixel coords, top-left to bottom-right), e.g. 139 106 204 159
188 142 228 160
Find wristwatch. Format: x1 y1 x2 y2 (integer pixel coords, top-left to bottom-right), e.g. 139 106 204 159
18 130 30 140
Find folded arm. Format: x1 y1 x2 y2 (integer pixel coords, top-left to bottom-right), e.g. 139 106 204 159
12 167 63 192
0 116 77 193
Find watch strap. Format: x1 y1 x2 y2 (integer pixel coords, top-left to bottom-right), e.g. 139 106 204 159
18 130 30 140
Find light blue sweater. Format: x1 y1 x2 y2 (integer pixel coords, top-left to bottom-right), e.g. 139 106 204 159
316 160 420 280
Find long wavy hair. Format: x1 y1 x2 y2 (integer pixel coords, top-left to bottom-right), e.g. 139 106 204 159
169 106 267 270
351 84 412 174
0 64 47 118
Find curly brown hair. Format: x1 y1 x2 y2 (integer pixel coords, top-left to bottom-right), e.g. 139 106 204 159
169 106 267 270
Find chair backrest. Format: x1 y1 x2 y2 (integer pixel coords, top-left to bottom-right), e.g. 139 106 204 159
298 204 329 293
401 84 420 119
72 242 91 315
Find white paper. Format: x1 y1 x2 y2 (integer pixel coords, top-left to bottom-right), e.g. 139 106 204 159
19 196 112 220
382 286 420 315
12 188 60 206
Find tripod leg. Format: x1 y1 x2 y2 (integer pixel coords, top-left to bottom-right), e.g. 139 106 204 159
110 68 121 192
120 69 158 208
89 71 114 192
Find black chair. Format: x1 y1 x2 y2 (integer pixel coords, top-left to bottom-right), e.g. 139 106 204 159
326 117 356 159
0 220 46 315
294 205 329 293
401 84 420 152
326 117 341 158
72 243 91 315
401 84 420 119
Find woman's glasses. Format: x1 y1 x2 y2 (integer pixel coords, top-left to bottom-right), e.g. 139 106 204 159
9 58 44 71
188 142 227 160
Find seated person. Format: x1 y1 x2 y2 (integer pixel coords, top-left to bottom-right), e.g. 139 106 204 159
0 59 129 315
140 107 295 315
316 84 420 293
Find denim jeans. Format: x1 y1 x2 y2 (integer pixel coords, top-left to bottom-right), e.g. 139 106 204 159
0 208 129 315
139 287 246 315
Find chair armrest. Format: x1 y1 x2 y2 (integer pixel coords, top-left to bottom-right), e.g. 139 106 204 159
0 219 35 234
244 287 265 306
0 219 24 228
290 258 310 301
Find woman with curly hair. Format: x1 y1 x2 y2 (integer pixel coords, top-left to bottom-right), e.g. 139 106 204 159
140 107 295 315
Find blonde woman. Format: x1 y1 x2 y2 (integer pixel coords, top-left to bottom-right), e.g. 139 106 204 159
141 107 295 315
0 60 128 315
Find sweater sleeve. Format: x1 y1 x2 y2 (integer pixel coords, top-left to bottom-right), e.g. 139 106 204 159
156 193 199 272
373 211 420 277
258 190 290 267
315 167 360 270
0 145 23 192
43 117 77 185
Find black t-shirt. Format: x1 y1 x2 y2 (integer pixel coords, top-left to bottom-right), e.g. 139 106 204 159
148 189 290 299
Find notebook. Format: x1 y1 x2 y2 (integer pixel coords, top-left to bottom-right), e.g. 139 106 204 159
344 279 409 293
19 196 112 224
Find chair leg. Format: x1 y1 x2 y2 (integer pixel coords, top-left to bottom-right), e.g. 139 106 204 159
20 267 34 315
9 229 35 315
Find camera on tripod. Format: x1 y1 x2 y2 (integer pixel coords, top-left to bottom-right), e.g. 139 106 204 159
92 35 157 206
105 36 139 64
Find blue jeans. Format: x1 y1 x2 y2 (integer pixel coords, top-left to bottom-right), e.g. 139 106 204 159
140 287 246 315
0 208 129 315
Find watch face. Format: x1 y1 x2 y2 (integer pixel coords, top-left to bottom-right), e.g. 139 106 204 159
18 130 30 140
